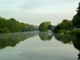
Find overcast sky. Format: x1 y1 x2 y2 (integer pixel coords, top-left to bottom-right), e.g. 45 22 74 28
0 0 80 25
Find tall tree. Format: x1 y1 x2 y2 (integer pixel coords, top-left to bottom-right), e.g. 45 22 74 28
77 2 80 15
72 2 80 28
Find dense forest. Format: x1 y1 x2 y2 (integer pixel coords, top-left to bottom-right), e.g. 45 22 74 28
0 17 38 33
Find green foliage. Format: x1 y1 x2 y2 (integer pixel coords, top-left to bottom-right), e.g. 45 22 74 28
53 19 73 33
53 24 61 33
28 25 38 31
77 2 80 15
0 28 10 33
72 2 80 28
72 15 80 28
47 24 53 30
39 22 51 32
68 30 80 36
0 17 38 33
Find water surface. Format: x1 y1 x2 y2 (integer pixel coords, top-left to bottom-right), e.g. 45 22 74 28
0 32 79 60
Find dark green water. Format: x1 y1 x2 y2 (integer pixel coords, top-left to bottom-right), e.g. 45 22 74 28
0 32 79 60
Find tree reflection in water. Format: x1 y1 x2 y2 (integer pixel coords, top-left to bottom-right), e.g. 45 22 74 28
39 32 53 41
0 32 80 59
72 37 80 60
54 34 74 44
0 32 38 50
54 34 80 60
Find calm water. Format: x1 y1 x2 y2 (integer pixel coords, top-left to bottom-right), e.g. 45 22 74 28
0 32 79 60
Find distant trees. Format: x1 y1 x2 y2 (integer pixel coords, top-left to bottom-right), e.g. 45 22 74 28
0 17 38 33
72 2 80 28
39 21 53 32
36 2 80 37
39 22 51 31
28 25 38 31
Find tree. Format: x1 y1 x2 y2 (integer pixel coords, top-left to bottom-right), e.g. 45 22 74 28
53 24 61 33
47 24 53 30
72 2 80 28
0 27 10 33
77 2 80 15
39 22 51 32
0 17 39 33
53 19 73 33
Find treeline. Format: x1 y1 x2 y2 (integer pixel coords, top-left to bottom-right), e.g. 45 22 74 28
0 17 38 33
39 2 80 36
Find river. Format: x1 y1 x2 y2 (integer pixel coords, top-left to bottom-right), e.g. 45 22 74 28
0 32 79 60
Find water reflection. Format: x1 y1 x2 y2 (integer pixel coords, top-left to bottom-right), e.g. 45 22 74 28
0 32 80 60
39 32 53 41
72 37 80 60
54 34 80 60
0 32 38 50
54 34 74 44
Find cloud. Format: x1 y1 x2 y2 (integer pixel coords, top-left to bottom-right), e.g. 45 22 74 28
0 0 79 12
19 0 55 11
0 0 79 25
18 0 80 12
0 0 80 11
0 0 25 11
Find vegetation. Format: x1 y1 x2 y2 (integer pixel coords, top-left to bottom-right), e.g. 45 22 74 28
0 17 38 33
53 2 80 36
72 2 80 28
0 2 80 36
68 30 80 35
39 21 51 32
39 21 54 32
53 19 73 33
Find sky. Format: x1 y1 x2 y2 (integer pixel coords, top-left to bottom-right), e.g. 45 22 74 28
0 0 80 25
